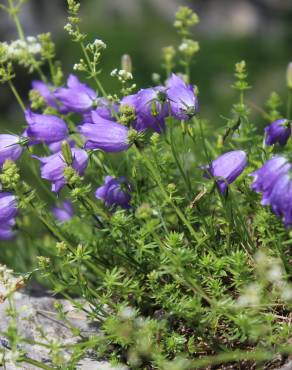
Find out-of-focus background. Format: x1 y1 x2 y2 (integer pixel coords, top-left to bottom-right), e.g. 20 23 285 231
0 0 291 127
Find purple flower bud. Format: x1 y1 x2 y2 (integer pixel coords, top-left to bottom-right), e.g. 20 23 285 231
166 74 198 120
54 74 97 113
31 80 58 109
95 176 131 210
204 150 247 193
0 134 22 167
52 200 74 222
250 156 291 205
34 148 88 193
0 193 18 240
264 119 291 146
25 109 68 144
79 111 130 152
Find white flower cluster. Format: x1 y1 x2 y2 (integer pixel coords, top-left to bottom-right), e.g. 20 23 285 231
5 36 42 60
110 68 133 81
93 38 107 49
0 264 24 302
237 251 292 307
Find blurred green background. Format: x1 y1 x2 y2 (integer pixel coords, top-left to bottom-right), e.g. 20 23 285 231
0 0 291 127
0 0 291 269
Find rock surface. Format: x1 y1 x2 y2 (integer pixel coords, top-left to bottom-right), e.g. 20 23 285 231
0 292 127 370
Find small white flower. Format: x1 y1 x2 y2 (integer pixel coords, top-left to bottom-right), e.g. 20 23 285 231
93 39 106 49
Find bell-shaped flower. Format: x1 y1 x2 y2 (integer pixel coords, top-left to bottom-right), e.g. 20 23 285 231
264 118 291 146
0 134 23 167
54 74 97 113
166 73 198 120
25 109 68 144
203 150 247 193
250 156 291 205
267 173 292 227
52 200 74 222
0 192 18 240
121 87 167 133
79 111 130 152
95 176 131 210
33 148 88 193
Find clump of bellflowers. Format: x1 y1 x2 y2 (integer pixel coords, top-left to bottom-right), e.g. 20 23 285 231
0 1 292 369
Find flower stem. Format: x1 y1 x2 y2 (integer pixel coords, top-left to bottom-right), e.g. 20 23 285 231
134 145 205 245
7 0 25 40
8 79 25 111
21 357 55 370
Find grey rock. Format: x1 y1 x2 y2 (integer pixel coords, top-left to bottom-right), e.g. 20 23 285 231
0 292 126 370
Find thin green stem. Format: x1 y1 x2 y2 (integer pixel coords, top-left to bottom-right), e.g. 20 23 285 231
8 0 25 40
134 145 205 246
8 79 25 111
21 357 55 370
80 41 107 98
169 124 192 196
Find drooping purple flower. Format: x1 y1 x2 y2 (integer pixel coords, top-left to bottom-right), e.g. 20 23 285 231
166 73 198 120
0 220 16 240
25 109 68 144
267 173 292 227
121 87 167 133
52 200 74 222
33 148 88 193
54 74 97 114
0 134 22 167
264 118 291 146
31 80 59 109
203 150 247 193
0 193 18 222
95 176 131 210
0 192 18 240
79 111 130 152
250 156 291 205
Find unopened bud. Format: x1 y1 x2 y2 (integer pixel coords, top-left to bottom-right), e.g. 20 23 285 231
121 54 132 74
287 62 292 89
61 140 73 165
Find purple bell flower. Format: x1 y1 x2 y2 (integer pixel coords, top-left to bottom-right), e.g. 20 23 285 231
79 111 130 152
267 173 292 227
31 80 59 109
264 118 291 146
25 109 68 144
0 219 16 240
204 150 247 193
166 73 198 120
34 148 88 193
0 134 22 167
54 74 97 114
95 176 131 210
250 156 291 205
121 87 167 133
52 200 74 222
0 192 18 240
